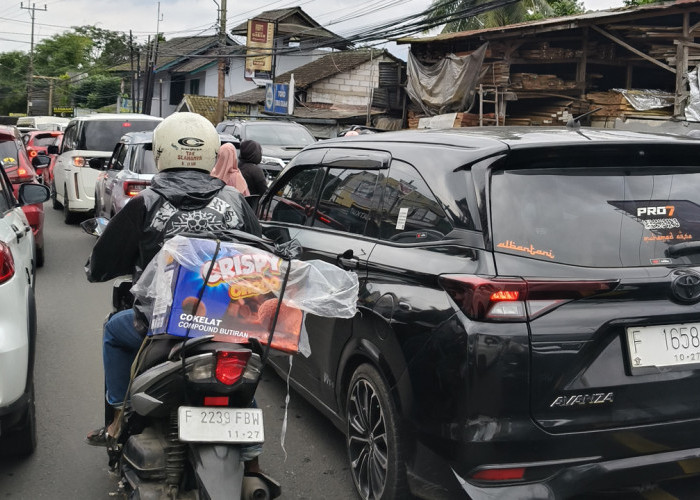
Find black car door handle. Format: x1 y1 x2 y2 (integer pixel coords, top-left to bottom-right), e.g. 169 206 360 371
338 250 359 270
12 224 29 242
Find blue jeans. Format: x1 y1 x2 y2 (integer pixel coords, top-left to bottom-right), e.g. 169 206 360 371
103 308 144 406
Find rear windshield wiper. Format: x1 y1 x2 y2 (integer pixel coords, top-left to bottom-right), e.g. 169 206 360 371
666 241 700 257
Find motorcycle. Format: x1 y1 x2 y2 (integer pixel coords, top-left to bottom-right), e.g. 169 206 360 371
82 218 294 500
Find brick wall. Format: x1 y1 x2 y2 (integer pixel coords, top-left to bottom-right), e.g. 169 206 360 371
309 56 391 106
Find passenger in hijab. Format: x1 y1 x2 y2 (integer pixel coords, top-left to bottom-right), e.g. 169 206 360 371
211 142 249 196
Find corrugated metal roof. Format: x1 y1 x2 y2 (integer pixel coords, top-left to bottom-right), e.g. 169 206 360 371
396 0 700 44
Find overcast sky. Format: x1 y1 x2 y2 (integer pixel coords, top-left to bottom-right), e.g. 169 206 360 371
0 0 626 59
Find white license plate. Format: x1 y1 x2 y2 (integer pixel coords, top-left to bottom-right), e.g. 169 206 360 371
626 323 700 369
178 407 264 443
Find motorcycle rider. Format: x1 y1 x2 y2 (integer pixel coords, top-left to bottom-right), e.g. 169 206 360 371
84 112 263 472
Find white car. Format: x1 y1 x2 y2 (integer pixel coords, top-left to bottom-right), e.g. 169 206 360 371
51 113 162 224
0 165 50 457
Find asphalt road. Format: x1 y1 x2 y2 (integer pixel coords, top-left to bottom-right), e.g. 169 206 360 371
0 204 355 500
2 202 700 500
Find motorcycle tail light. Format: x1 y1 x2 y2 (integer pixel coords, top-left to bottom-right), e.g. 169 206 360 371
439 275 618 322
123 181 149 197
0 242 15 284
215 351 251 385
27 149 37 158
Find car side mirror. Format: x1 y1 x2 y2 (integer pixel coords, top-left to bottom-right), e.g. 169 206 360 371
18 183 50 205
32 155 51 170
47 145 59 155
89 157 106 170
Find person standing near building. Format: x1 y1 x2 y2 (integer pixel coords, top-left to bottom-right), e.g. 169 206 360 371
238 139 269 196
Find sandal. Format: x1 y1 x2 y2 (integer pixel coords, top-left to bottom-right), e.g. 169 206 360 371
85 426 109 447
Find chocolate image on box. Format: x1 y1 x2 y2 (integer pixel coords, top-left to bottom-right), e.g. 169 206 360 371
181 296 207 316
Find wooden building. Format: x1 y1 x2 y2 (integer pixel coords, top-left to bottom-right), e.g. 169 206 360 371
397 1 700 129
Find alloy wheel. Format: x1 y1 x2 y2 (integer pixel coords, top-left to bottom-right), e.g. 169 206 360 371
347 377 388 500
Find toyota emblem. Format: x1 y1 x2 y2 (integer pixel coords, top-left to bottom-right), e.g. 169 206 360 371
671 271 700 303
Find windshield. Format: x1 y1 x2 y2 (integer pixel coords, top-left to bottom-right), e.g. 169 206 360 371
80 120 161 151
245 123 315 147
491 166 700 267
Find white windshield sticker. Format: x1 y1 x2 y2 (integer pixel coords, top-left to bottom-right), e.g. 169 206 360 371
396 207 409 230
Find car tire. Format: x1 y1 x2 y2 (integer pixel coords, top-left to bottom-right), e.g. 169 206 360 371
1 382 37 457
346 364 409 500
63 185 79 224
51 180 61 210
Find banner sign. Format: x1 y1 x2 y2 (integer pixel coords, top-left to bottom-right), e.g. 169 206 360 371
245 19 274 79
264 83 289 115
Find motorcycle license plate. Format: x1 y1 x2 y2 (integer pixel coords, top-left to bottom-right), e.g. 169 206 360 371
178 407 264 443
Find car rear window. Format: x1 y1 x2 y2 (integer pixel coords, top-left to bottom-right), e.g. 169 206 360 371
135 144 157 174
491 165 700 267
80 120 161 151
32 134 60 147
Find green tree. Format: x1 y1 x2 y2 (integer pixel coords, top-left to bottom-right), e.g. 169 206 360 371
33 32 93 76
0 51 30 114
71 74 122 109
73 26 131 69
425 0 583 32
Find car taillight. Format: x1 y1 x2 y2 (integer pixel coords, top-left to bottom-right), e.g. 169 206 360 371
0 242 15 284
13 167 34 183
72 156 86 167
123 181 149 197
439 275 619 322
472 467 526 481
215 351 251 385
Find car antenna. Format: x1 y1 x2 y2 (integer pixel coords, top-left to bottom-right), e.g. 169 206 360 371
566 107 603 129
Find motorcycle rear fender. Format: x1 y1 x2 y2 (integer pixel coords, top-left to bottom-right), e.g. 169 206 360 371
191 444 244 499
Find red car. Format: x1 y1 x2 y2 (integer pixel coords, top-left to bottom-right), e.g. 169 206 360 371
22 130 63 184
0 125 46 267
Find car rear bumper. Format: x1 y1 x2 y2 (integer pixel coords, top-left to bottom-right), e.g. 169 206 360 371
407 418 700 500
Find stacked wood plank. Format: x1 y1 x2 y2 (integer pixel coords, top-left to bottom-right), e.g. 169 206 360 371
479 61 510 87
510 73 578 91
585 91 673 119
504 98 589 126
406 111 497 129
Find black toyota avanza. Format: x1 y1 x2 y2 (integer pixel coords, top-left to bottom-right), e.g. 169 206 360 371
257 127 700 500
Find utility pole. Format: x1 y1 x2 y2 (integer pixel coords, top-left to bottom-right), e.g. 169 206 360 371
33 75 59 115
216 0 227 123
20 2 47 116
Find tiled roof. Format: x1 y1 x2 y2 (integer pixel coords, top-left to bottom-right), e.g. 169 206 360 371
229 6 347 47
225 49 395 103
274 49 391 89
110 35 231 72
176 94 220 124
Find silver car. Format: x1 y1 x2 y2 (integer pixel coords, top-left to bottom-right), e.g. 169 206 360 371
92 131 156 219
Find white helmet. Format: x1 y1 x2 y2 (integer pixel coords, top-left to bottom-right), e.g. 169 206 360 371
152 112 220 172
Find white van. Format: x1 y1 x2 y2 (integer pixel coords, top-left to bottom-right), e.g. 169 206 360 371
15 116 71 131
52 113 163 223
